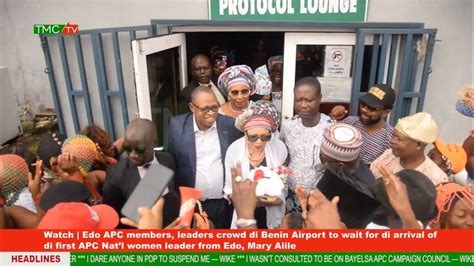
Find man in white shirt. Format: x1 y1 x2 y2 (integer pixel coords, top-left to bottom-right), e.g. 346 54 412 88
168 86 242 228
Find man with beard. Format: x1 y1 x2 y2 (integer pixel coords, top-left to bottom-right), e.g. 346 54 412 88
102 119 180 228
331 84 396 165
370 112 448 185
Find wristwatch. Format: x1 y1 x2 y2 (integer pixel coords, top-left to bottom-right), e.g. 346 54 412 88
236 218 257 228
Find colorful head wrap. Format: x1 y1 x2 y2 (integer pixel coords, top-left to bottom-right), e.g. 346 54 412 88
432 182 473 224
62 135 98 176
455 85 474 117
0 154 29 205
254 65 272 96
217 65 256 95
395 112 438 144
267 55 283 72
235 100 281 133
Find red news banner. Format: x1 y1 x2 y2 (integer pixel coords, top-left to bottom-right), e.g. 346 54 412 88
0 230 473 252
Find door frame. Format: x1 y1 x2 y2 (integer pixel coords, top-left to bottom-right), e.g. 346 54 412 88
131 33 188 120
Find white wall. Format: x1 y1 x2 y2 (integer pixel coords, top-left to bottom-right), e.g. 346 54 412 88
1 0 472 143
368 0 473 144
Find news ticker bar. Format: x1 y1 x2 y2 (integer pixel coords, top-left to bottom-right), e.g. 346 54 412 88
1 252 473 266
1 230 473 252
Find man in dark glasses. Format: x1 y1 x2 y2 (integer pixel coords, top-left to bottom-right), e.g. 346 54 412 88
330 84 396 166
167 86 242 229
102 118 180 228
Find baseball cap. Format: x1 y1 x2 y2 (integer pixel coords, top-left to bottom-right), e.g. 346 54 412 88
359 84 396 109
434 139 468 174
37 202 119 229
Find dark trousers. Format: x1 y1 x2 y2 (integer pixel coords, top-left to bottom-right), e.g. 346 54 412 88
201 198 234 229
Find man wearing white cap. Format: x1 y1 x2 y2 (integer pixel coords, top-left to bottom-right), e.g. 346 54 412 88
370 112 448 185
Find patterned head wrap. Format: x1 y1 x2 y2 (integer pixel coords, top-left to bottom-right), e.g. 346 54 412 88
267 55 283 72
455 85 474 117
235 100 281 132
62 135 98 176
0 154 29 205
217 65 256 95
433 183 473 224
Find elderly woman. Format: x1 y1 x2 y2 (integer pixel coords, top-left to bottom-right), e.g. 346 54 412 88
224 100 288 229
218 65 256 118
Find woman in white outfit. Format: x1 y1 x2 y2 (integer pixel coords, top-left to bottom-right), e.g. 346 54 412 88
224 100 288 229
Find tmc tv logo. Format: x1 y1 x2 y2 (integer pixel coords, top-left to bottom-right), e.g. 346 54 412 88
34 23 79 35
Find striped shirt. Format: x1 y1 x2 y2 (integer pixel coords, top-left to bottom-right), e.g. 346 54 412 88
342 116 394 165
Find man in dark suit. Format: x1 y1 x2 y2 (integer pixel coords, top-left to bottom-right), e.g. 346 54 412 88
102 118 180 228
179 54 226 109
168 86 242 228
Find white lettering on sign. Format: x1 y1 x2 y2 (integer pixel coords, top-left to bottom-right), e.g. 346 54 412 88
219 0 358 16
319 0 328 13
268 0 276 15
238 0 249 14
350 0 357 12
340 0 349 12
219 0 228 15
257 0 267 14
229 0 238 15
250 0 256 14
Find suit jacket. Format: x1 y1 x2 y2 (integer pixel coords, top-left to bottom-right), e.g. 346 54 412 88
167 113 243 189
102 151 180 228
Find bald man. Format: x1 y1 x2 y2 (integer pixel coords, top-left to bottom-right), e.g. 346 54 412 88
102 119 180 228
168 87 242 228
179 54 226 106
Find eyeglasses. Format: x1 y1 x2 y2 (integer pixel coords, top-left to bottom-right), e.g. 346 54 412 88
191 103 220 113
246 134 272 142
123 144 149 154
360 102 383 112
229 88 250 97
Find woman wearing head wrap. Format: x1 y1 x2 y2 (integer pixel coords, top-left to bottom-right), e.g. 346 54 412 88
224 100 287 229
218 65 256 118
431 183 473 229
59 135 102 204
0 154 29 206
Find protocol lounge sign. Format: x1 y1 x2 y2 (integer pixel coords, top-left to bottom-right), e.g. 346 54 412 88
209 0 368 22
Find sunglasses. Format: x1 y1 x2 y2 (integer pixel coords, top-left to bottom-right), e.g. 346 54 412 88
191 103 220 114
123 144 149 154
246 134 272 142
229 88 250 97
360 102 383 112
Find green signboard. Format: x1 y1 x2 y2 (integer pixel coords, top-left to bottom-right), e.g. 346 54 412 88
209 0 368 22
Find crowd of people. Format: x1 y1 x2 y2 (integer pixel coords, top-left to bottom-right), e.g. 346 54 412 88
0 52 472 231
